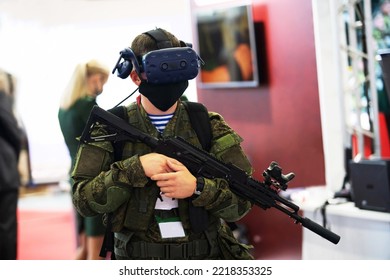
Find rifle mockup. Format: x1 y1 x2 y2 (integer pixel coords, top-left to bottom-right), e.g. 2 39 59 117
80 105 341 245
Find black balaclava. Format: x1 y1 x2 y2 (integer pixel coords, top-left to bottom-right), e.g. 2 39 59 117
139 80 188 111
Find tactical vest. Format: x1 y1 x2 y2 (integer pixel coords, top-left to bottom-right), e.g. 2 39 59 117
109 102 221 235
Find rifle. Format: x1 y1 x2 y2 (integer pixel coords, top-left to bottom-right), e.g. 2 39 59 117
80 105 341 245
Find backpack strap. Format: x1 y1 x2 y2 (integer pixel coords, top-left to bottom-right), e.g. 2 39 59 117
182 101 212 152
182 101 213 233
108 106 128 161
183 101 238 232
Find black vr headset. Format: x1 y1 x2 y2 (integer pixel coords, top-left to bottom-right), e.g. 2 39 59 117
112 28 204 84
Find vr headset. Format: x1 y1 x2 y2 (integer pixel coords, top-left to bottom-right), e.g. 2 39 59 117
112 28 204 84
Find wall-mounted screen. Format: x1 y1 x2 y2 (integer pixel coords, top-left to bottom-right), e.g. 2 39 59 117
194 4 259 88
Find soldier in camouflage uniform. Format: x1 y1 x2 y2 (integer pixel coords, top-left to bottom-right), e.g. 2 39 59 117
71 28 254 260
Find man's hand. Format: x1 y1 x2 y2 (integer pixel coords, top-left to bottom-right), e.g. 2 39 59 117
139 153 175 177
150 158 196 199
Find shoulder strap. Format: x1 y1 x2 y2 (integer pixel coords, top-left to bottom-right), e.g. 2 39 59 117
108 105 127 119
108 106 128 161
183 101 213 233
182 101 212 152
183 101 238 232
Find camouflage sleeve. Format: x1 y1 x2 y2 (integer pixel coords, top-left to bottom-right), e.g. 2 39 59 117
192 112 254 222
71 138 148 217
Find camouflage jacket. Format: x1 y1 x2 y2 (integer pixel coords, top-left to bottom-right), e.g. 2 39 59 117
71 100 254 259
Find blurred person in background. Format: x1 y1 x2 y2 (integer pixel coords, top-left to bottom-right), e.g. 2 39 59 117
58 59 109 260
0 69 23 260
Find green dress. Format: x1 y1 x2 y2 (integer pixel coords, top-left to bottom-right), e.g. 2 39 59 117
58 96 106 236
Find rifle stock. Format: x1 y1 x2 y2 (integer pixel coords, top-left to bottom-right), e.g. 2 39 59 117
81 105 341 245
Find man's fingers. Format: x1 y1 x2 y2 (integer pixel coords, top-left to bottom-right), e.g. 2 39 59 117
166 159 186 171
151 173 171 181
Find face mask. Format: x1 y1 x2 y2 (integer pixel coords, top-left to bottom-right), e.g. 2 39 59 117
139 81 188 111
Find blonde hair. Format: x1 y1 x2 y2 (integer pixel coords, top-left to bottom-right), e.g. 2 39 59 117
0 68 16 97
59 59 110 109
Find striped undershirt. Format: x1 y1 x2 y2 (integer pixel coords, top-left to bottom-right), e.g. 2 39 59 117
148 113 174 133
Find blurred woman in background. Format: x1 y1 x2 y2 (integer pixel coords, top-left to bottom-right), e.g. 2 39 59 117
58 59 109 260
